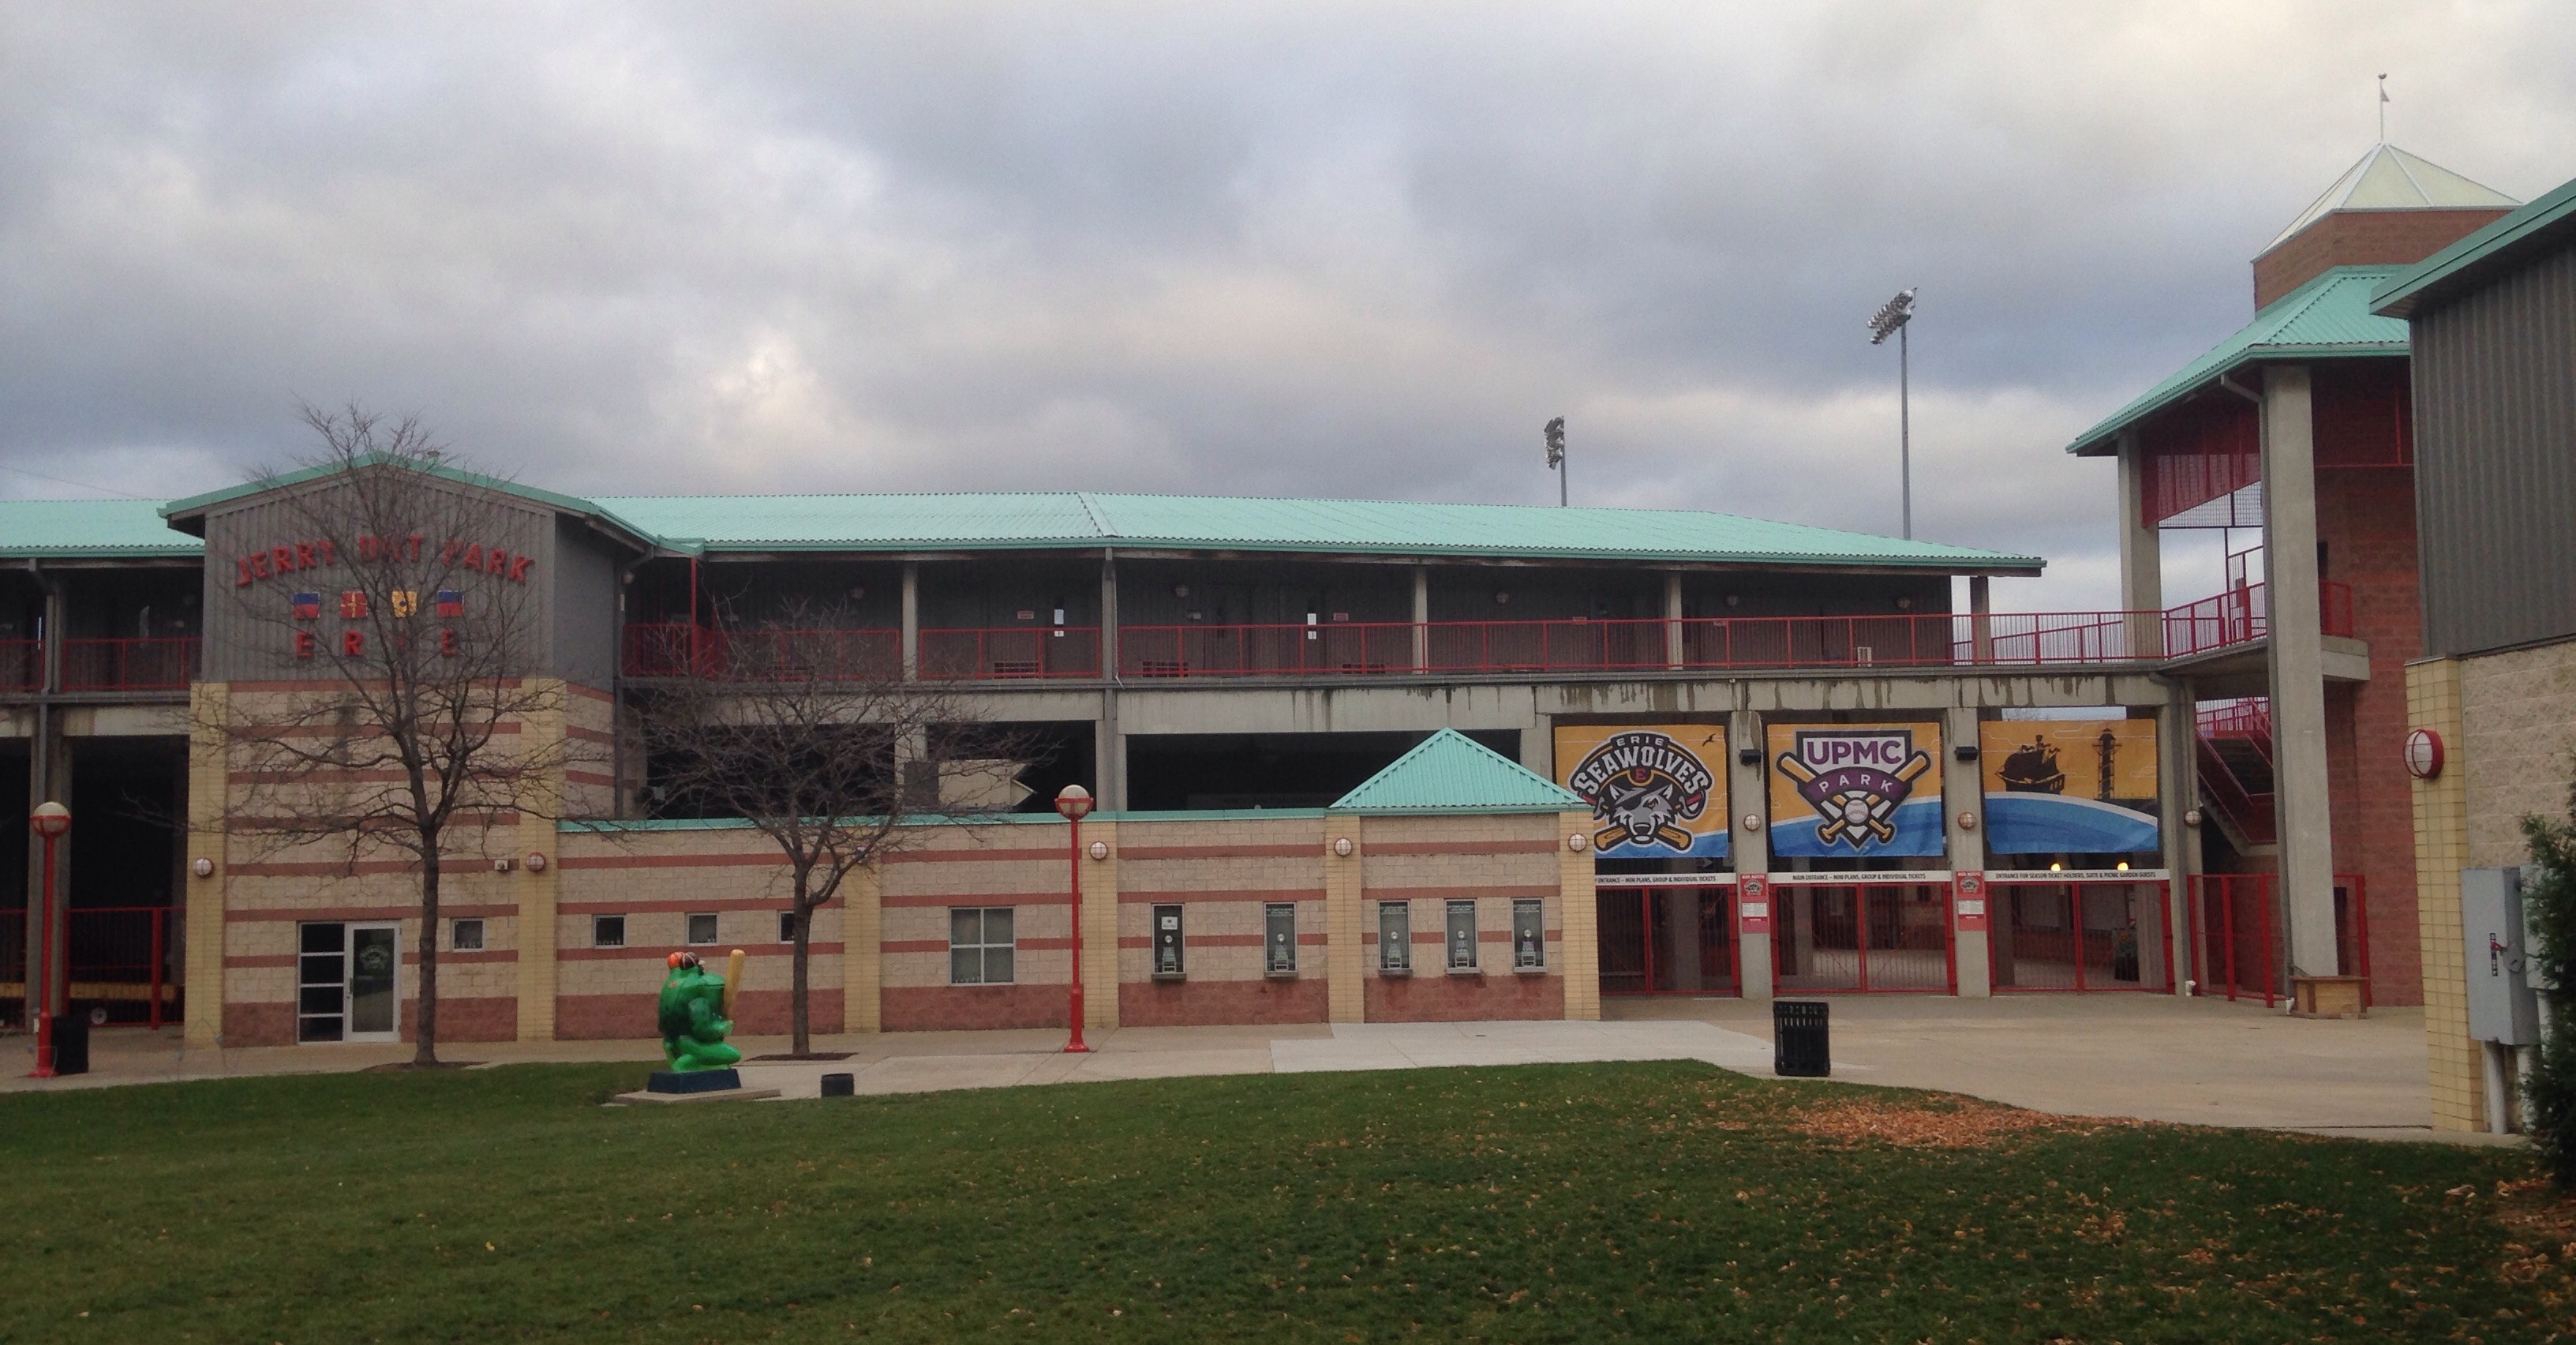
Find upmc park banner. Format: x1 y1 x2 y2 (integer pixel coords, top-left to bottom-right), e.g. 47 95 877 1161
1979 719 2161 856
1766 722 1945 857
1554 725 1729 860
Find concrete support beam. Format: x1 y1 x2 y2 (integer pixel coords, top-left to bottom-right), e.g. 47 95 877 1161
1968 575 1993 664
2159 680 2200 995
2117 433 2166 658
1099 553 1123 810
2261 365 2339 978
1664 572 1685 670
1730 708 1774 1000
1557 808 1601 1020
1410 565 1429 672
1944 706 1990 997
1325 813 1365 1022
899 562 920 682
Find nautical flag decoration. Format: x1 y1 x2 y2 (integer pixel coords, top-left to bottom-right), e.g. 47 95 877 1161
339 590 369 620
434 590 465 618
390 590 418 619
290 591 320 620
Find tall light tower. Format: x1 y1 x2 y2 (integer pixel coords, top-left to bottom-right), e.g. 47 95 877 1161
1867 288 1918 540
1542 417 1567 507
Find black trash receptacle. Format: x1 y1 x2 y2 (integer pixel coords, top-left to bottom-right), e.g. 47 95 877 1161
819 1073 855 1098
49 1010 90 1077
1773 1000 1829 1078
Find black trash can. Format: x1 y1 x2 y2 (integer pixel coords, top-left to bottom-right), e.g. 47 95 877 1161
48 1010 90 1077
1773 999 1829 1078
819 1072 855 1098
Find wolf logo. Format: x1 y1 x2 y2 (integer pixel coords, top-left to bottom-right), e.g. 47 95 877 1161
1566 731 1716 852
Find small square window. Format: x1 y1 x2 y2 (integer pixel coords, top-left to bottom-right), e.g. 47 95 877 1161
687 912 719 945
592 915 625 949
949 906 1016 985
1446 900 1478 971
1513 898 1545 969
1264 902 1297 974
778 911 799 943
451 918 485 952
1378 901 1410 972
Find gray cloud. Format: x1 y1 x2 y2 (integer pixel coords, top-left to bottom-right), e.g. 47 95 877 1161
2 2 2570 609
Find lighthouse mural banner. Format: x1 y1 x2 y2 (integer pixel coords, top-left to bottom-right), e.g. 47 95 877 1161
1979 719 2160 856
1766 723 1945 857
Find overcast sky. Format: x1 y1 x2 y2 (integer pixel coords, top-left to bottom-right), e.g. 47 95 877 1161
4 2 2570 608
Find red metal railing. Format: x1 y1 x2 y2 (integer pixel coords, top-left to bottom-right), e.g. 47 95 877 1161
1 905 178 1028
919 627 1102 680
2188 874 2278 1006
60 638 200 691
620 624 902 680
1121 622 1418 677
2196 697 2271 740
2161 580 2353 659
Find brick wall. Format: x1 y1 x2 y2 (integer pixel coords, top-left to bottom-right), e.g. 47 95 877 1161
2253 208 2511 309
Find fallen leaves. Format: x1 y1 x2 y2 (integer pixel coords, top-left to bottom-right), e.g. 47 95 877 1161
1786 1097 2129 1150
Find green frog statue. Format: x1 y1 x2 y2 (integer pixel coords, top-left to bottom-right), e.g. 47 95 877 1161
657 950 743 1072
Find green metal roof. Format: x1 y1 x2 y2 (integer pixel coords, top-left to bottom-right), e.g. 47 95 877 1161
2065 266 2411 457
159 453 661 550
2373 170 2576 319
1330 729 1583 815
597 491 2041 571
0 499 201 560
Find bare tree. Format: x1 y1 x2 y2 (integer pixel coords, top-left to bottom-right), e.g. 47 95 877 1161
204 406 590 1066
635 607 1033 1056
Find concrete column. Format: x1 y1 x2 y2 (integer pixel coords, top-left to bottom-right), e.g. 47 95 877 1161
1099 550 1119 680
1410 565 1429 672
1324 813 1364 1022
846 864 882 1034
1519 725 1553 778
1945 706 1991 997
899 562 919 681
1099 553 1122 809
1968 575 1993 664
2159 683 2200 996
2117 431 2166 657
1082 819 1119 1033
182 683 228 1050
1558 809 1600 1020
2261 366 2338 979
1663 571 1684 669
1730 708 1774 1000
514 685 564 1041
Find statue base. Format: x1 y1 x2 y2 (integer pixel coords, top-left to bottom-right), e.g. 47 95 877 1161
647 1068 743 1095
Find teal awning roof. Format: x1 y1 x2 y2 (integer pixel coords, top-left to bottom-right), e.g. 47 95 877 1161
2065 266 2411 457
2373 171 2576 319
597 491 2041 571
1331 730 1582 815
0 500 201 559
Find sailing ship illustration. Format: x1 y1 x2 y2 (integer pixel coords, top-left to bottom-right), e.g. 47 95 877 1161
1996 736 2066 793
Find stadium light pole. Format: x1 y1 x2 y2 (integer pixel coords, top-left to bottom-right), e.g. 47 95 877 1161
1867 289 1918 540
1543 417 1567 507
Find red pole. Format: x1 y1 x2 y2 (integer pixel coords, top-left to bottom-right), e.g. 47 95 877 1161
2260 876 2277 1009
29 830 57 1078
148 908 165 1031
1064 811 1088 1053
1855 888 1870 994
2222 880 2238 1002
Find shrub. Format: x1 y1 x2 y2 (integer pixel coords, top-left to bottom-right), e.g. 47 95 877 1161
2519 770 2576 1186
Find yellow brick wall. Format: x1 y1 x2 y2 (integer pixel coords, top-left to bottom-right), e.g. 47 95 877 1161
184 683 229 1048
1558 811 1600 1021
2408 658 2481 1132
1324 814 1364 1021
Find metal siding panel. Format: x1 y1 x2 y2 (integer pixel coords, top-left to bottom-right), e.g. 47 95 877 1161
549 519 620 690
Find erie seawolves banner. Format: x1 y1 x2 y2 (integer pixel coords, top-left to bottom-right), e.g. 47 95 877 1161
1554 725 1729 860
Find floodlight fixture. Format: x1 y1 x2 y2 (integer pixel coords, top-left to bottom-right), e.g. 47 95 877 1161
1542 417 1567 507
1866 288 1919 539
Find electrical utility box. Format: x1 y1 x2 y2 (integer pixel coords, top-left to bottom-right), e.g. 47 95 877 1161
2462 867 2540 1047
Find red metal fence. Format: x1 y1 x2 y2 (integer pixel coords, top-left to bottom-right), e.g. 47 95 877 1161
62 638 200 691
919 627 1102 680
2188 874 2279 1005
619 624 900 680
1 905 179 1028
1989 880 2174 992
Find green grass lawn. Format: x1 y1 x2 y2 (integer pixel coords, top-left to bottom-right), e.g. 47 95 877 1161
2 1062 2570 1343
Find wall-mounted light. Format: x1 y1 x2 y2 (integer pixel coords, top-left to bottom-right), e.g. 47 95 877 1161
1956 811 1978 830
1740 812 1765 832
1333 837 1354 857
1566 833 1589 852
1174 584 1191 599
2116 860 2130 871
1493 590 1511 606
1088 841 1109 861
2183 807 2204 827
191 856 215 879
848 586 867 601
1724 594 1742 608
525 852 548 873
1737 747 1762 767
1896 595 1914 611
1953 744 1979 762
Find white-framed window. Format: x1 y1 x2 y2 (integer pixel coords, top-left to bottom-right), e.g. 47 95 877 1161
1264 902 1297 974
1445 900 1478 971
687 912 720 945
592 915 626 949
1152 904 1185 977
949 907 1016 985
1378 901 1411 972
1513 898 1545 969
778 911 799 943
451 918 485 952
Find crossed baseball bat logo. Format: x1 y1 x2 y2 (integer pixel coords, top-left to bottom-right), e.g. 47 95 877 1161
1777 752 1931 845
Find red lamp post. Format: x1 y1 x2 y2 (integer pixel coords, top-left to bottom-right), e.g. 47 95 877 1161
27 800 70 1079
1054 784 1094 1054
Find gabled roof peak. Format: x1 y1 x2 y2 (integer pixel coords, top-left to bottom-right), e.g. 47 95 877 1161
2266 143 2518 252
1331 729 1582 815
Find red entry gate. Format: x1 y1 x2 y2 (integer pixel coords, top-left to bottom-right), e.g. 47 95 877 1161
1988 880 2174 992
1773 883 1955 994
1596 886 1737 995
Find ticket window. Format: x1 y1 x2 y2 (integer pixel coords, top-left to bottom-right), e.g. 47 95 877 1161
1512 898 1545 970
1265 902 1299 975
1152 904 1185 979
1379 901 1412 973
1446 900 1479 972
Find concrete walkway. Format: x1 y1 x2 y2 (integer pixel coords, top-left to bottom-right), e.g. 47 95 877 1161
0 995 2494 1143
